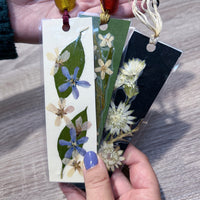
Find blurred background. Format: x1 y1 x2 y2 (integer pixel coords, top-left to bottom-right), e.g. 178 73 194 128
1 0 200 199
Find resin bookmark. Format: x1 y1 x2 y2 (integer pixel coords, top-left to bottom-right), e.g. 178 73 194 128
98 31 182 172
42 17 97 183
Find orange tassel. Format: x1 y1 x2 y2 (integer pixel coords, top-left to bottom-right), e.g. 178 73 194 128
54 0 76 11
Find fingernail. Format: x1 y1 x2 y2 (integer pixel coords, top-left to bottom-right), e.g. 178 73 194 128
84 151 98 170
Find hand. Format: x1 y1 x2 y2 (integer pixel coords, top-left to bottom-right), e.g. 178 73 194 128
60 144 161 200
7 0 142 43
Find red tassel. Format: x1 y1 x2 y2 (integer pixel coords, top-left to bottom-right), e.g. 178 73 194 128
103 0 119 14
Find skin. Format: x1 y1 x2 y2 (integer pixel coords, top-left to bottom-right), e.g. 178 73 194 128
7 0 143 43
60 144 161 200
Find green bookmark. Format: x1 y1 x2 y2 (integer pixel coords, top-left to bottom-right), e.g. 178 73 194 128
81 15 130 147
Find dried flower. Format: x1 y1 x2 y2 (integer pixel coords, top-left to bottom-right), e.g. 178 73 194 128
59 67 91 99
95 59 113 80
115 58 146 89
59 128 88 158
46 99 74 126
67 116 92 136
47 48 70 75
98 33 114 48
105 101 136 135
61 151 83 177
67 153 83 177
98 142 125 172
121 58 146 77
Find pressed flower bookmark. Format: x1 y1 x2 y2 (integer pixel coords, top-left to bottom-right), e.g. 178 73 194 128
98 0 182 173
80 12 130 149
42 17 97 183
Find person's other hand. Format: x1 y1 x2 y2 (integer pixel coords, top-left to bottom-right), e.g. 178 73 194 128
7 0 143 43
60 144 161 200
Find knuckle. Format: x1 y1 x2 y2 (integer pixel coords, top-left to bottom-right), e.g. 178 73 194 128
86 169 109 189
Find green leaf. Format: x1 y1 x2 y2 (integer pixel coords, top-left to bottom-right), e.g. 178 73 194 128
57 107 88 161
54 33 85 99
57 107 88 178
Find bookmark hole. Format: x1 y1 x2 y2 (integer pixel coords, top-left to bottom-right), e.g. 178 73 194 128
100 24 108 31
146 43 156 52
62 25 70 32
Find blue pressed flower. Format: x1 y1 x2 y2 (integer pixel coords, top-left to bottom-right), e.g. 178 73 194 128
59 128 88 159
58 66 91 99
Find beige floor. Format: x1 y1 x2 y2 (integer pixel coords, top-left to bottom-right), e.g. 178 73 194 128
1 0 200 199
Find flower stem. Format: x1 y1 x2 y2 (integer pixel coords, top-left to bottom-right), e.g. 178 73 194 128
104 131 112 142
60 165 65 179
110 132 133 143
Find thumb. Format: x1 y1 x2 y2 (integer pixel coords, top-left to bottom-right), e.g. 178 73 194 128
83 151 114 200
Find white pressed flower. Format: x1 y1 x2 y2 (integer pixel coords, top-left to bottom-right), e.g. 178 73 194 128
121 58 146 77
62 151 83 177
98 33 114 48
46 98 74 126
95 59 113 80
115 58 146 89
67 154 83 177
115 72 126 88
123 75 138 88
47 48 70 75
66 116 92 136
115 72 137 88
98 142 125 172
105 101 136 135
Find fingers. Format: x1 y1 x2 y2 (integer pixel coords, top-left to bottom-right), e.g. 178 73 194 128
83 151 114 200
123 144 160 191
59 183 86 200
60 146 160 200
111 169 132 199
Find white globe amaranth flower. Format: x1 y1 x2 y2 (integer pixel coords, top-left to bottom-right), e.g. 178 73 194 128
98 142 125 172
105 101 136 135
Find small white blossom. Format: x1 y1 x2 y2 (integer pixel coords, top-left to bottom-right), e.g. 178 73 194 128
105 101 136 135
121 58 145 77
115 72 138 88
46 99 74 126
95 59 113 80
67 116 92 136
115 72 127 88
62 151 83 177
47 48 70 75
67 152 83 177
98 33 114 48
98 142 125 172
115 58 146 89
